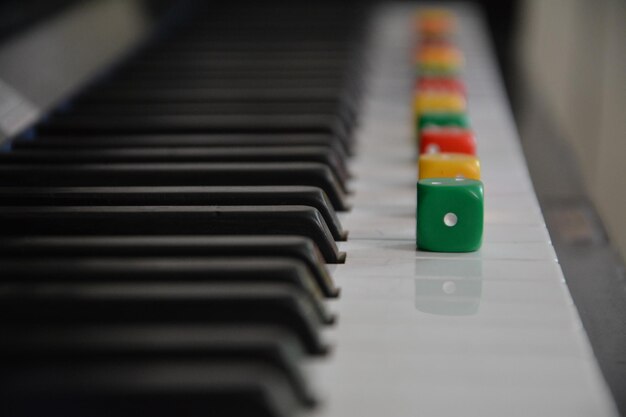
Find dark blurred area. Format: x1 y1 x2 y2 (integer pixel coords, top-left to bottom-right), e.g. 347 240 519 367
0 0 80 43
473 0 520 87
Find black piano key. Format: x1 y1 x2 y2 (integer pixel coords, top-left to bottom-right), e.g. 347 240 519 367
154 38 353 49
131 55 353 68
62 101 357 128
0 162 350 210
127 57 350 72
0 282 327 355
113 66 358 82
84 78 361 107
110 71 361 105
38 114 351 143
103 74 348 89
141 50 352 61
92 78 354 93
13 133 352 157
1 360 301 417
0 206 346 263
1 324 315 406
169 30 358 43
0 235 339 297
0 186 348 241
0 257 333 324
0 1 367 413
153 38 353 49
0 144 347 165
0 146 350 184
73 86 353 103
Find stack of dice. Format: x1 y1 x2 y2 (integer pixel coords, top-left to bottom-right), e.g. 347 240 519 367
413 9 484 252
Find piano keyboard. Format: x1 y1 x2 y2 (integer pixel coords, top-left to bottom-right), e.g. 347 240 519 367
0 2 619 417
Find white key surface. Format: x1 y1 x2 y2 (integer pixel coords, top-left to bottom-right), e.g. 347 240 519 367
306 3 619 417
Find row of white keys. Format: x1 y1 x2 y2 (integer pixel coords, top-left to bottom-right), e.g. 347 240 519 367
306 3 618 417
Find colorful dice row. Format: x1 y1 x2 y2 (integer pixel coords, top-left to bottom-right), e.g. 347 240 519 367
413 9 484 253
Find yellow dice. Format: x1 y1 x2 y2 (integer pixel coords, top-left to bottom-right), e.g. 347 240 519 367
419 152 481 180
413 92 466 117
416 47 464 73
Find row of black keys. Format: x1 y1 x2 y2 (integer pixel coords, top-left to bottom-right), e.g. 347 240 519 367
1 3 366 417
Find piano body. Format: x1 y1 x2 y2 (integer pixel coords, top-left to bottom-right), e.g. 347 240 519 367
0 1 621 416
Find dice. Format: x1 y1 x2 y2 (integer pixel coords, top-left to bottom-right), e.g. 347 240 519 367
416 77 466 96
419 127 476 155
413 92 466 117
415 9 457 38
416 46 464 75
417 178 484 252
414 9 483 253
419 153 481 180
418 111 470 131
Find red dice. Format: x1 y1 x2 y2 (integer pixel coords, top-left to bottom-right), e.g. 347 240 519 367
416 77 466 96
419 127 476 155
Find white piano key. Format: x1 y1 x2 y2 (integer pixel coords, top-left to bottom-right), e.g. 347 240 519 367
340 214 550 242
311 3 618 417
331 258 563 282
308 354 615 417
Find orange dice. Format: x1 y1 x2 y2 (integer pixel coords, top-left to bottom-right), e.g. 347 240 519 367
416 77 466 96
415 9 457 37
416 46 463 69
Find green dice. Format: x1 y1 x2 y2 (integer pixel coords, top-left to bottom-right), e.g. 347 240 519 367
416 67 460 78
417 178 484 252
417 111 470 131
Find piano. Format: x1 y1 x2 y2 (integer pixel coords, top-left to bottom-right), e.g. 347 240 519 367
0 1 620 416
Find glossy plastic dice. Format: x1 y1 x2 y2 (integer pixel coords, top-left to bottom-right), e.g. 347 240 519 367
419 127 476 155
416 46 463 74
416 77 466 96
415 39 455 53
419 153 481 180
417 178 484 252
418 111 470 131
415 9 456 37
413 92 466 117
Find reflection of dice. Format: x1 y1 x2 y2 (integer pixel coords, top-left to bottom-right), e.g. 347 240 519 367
414 277 482 316
419 127 476 155
417 178 484 252
417 111 469 132
419 152 480 180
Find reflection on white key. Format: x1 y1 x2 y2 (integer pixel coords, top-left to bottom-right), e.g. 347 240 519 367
415 276 482 316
